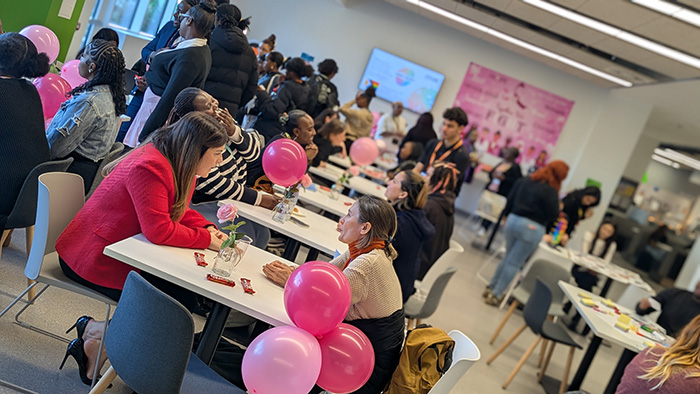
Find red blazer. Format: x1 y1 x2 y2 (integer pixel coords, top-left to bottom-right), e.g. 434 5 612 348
56 144 213 290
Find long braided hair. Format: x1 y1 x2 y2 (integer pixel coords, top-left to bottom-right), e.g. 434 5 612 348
166 87 204 125
216 4 251 31
70 39 126 115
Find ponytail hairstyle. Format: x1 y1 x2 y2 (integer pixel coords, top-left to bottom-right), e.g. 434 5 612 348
265 51 284 70
215 4 251 31
359 86 376 105
640 315 700 389
0 32 50 79
393 170 428 211
262 34 276 51
356 196 398 260
530 159 569 192
283 109 311 136
189 0 217 37
429 162 460 194
76 28 119 59
166 87 204 125
284 57 314 79
71 39 126 115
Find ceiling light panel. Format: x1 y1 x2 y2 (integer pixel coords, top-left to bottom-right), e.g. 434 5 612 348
632 0 700 27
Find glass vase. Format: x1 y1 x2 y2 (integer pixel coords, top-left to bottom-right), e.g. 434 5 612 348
271 187 299 223
329 182 344 200
211 235 252 277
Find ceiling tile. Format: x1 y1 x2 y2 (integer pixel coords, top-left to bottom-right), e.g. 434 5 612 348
551 0 591 11
504 1 561 28
632 17 700 54
526 33 577 57
638 55 700 79
489 18 538 41
576 0 662 30
564 49 656 84
677 0 700 8
423 0 459 12
547 19 611 46
593 38 659 64
478 0 513 12
453 3 497 26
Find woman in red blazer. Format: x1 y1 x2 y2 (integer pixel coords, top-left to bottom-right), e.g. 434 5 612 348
56 112 229 385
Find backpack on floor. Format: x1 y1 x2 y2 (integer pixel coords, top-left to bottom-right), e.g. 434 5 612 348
385 324 455 394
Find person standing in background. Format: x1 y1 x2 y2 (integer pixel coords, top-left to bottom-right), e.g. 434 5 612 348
375 101 407 156
256 34 276 73
400 112 437 149
306 58 339 118
413 107 471 196
463 127 480 183
340 86 376 151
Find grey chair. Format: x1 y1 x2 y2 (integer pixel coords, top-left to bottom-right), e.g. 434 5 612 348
489 259 570 345
86 142 124 198
88 271 245 394
487 280 581 394
0 158 73 301
405 267 457 329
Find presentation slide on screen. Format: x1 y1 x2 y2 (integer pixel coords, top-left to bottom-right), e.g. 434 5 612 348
358 48 444 113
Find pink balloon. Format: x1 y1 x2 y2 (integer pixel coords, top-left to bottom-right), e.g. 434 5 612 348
262 139 307 187
242 326 322 394
61 59 88 88
375 139 387 153
44 117 53 130
284 261 351 336
350 137 380 166
33 74 71 119
317 323 375 394
19 25 60 64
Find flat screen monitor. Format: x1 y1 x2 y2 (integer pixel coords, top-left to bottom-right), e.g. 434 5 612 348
358 48 444 113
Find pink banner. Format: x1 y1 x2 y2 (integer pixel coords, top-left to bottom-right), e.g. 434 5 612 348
454 63 574 173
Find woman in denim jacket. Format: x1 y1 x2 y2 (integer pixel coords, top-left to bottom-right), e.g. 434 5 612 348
46 39 126 193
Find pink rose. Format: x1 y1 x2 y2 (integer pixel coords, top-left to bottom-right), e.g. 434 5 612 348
216 203 238 224
348 166 360 176
300 173 312 188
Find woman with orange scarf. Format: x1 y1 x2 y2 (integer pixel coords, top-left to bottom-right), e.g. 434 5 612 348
263 196 404 393
484 160 569 306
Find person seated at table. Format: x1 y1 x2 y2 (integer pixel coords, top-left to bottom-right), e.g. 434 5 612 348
45 39 126 194
56 112 229 385
484 160 568 306
385 170 434 302
617 315 700 393
387 141 423 180
158 87 277 250
566 221 617 332
246 109 318 193
636 281 700 338
311 118 346 167
417 163 460 280
263 196 405 393
561 186 601 239
313 107 339 131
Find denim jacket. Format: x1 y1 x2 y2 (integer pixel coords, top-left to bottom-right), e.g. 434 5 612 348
46 85 118 162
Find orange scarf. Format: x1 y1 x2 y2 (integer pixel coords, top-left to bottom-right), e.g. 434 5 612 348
345 238 386 270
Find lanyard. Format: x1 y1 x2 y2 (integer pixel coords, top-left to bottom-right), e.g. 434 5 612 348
428 139 463 169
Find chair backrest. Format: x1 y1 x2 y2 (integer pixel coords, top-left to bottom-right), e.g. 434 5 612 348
410 267 457 319
517 259 570 306
428 330 481 394
476 190 507 222
5 158 74 229
87 142 124 198
421 241 464 290
25 172 84 280
106 271 195 394
523 279 552 335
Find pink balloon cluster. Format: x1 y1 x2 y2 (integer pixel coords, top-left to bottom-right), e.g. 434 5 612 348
61 60 88 89
241 262 375 394
350 137 380 166
262 139 308 187
33 74 71 120
19 25 60 64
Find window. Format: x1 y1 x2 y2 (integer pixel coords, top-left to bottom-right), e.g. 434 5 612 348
89 0 177 40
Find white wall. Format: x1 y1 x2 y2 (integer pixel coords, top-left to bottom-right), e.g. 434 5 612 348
622 133 658 182
644 161 700 199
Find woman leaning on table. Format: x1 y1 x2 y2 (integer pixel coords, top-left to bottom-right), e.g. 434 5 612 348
56 112 229 386
263 196 405 394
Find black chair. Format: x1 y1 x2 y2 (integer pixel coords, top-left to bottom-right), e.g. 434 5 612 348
487 279 581 394
0 158 73 300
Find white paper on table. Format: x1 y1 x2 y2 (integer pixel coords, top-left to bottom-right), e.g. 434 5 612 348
58 0 78 19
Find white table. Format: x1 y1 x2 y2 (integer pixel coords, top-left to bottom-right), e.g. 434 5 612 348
308 164 387 199
559 280 671 394
104 234 293 363
328 154 351 168
374 154 398 171
274 184 355 218
329 155 390 183
227 200 346 260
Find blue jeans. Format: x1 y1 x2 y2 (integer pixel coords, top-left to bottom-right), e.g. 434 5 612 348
190 202 271 249
489 214 545 297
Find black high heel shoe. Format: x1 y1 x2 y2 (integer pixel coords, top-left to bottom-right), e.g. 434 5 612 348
59 338 92 386
66 315 92 340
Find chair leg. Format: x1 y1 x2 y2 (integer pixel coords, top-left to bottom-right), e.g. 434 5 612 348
487 323 527 365
13 284 70 342
537 339 549 369
538 341 556 382
88 365 117 394
1 229 11 247
559 346 576 394
0 229 10 261
503 336 542 389
415 318 423 327
0 281 37 319
490 300 519 345
90 304 111 389
25 226 35 302
406 318 414 330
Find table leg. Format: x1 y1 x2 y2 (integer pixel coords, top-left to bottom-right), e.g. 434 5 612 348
599 277 613 298
603 349 636 394
306 248 320 261
282 238 301 261
485 210 505 251
568 335 602 390
195 303 231 365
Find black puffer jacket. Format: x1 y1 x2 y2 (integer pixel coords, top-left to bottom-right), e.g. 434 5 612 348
253 80 310 141
204 25 258 115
